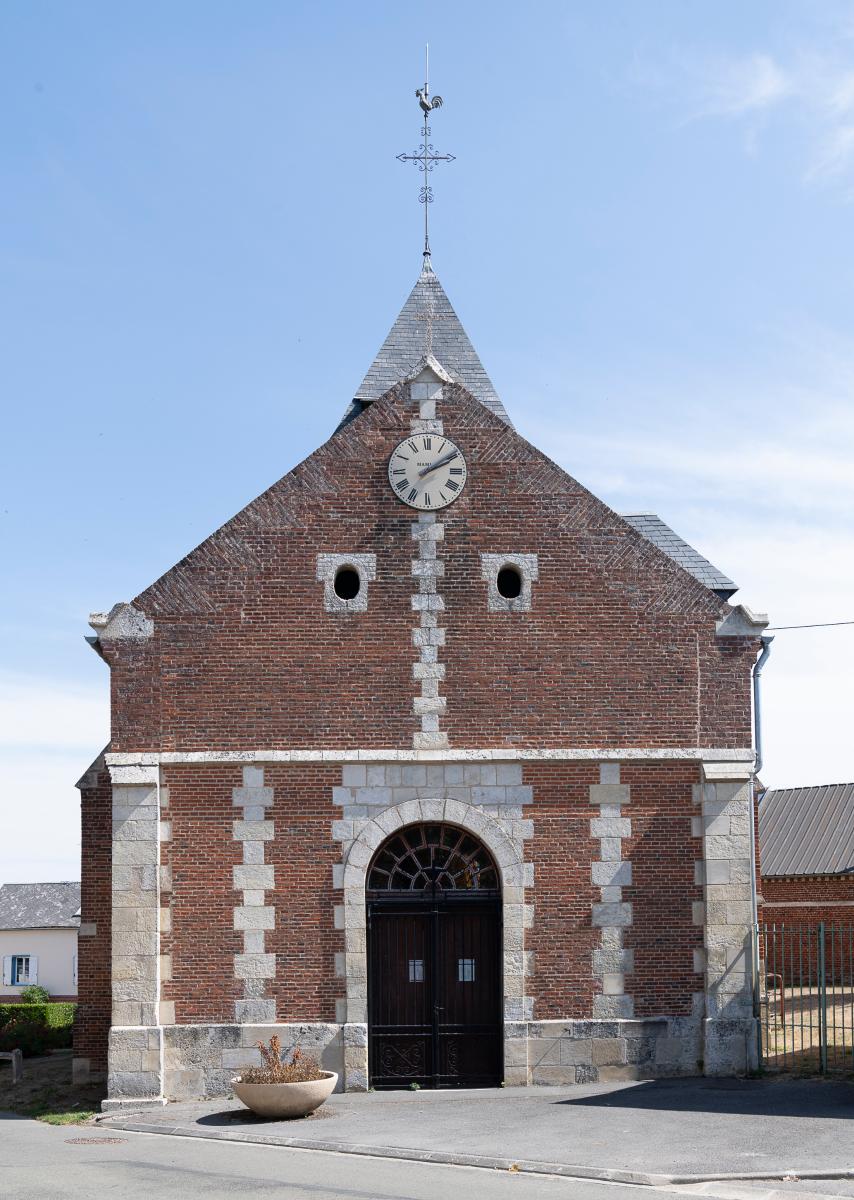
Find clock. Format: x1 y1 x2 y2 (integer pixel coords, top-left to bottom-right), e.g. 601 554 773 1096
387 434 468 511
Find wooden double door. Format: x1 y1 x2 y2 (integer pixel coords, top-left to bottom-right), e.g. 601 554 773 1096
367 895 502 1089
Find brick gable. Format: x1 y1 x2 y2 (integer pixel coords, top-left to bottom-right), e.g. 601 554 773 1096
99 383 755 753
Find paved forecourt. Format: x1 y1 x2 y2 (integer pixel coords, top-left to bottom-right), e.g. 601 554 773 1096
97 1077 854 1185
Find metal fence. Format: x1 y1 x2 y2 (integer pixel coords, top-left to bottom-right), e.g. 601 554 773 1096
758 923 854 1073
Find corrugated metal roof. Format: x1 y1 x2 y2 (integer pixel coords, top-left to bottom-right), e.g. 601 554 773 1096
0 882 81 929
759 784 854 876
339 261 512 430
621 513 738 597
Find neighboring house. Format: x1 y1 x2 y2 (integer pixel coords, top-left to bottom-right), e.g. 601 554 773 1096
759 784 854 925
0 882 81 1000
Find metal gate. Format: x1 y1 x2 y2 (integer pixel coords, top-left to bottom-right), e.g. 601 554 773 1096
367 894 502 1089
759 922 854 1073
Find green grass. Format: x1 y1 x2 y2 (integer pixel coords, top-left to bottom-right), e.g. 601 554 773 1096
3 1081 99 1124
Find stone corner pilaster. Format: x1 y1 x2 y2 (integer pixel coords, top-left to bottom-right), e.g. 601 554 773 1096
107 761 163 1103
698 760 757 1077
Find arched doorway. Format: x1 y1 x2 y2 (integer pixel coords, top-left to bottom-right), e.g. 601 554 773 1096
366 822 503 1089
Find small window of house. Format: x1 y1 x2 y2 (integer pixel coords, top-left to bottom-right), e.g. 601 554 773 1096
12 956 30 984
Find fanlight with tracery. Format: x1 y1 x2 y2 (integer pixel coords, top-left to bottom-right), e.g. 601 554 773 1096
367 823 499 892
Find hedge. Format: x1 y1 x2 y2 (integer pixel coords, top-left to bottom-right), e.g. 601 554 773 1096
0 1003 75 1030
0 1003 75 1055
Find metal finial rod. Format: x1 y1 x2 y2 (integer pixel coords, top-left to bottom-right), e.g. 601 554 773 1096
397 48 455 262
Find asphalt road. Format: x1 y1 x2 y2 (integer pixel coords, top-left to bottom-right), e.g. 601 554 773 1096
4 1116 854 1200
0 1115 642 1200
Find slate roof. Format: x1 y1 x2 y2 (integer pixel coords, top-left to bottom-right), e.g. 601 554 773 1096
760 784 854 877
0 882 81 930
621 513 738 597
339 261 512 430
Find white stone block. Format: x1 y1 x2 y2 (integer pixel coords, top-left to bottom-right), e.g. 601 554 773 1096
233 820 274 841
234 953 276 979
591 818 631 839
602 973 625 995
233 864 274 891
592 861 632 887
234 905 275 930
589 784 630 806
592 902 632 927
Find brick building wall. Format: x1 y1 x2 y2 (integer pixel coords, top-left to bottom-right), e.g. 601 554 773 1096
761 874 854 928
73 761 112 1078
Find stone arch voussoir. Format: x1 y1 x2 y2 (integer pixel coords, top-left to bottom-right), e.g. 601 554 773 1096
342 799 522 893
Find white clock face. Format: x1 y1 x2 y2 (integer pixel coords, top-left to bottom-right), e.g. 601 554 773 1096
387 434 468 511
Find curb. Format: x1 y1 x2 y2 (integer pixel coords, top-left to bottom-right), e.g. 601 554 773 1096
96 1116 854 1188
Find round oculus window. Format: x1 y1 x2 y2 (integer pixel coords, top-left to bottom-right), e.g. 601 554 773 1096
334 566 361 601
496 566 523 599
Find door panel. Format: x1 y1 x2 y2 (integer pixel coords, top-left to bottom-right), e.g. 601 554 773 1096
368 907 433 1088
368 898 502 1089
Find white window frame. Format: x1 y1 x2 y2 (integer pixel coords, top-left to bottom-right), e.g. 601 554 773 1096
11 954 32 985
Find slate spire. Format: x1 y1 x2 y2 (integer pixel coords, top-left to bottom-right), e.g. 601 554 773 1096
338 260 512 430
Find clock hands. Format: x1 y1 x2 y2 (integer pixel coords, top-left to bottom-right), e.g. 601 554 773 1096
418 449 459 479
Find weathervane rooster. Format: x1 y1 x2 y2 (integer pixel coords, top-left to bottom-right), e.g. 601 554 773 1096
416 86 443 114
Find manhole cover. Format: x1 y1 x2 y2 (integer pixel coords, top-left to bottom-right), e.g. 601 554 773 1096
65 1137 127 1145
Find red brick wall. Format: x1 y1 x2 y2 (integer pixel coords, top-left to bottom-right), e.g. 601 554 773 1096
265 765 343 1021
160 765 344 1024
101 386 757 754
152 761 706 1027
761 874 854 928
526 764 600 1017
622 764 703 1016
74 763 112 1073
161 765 243 1023
523 763 702 1018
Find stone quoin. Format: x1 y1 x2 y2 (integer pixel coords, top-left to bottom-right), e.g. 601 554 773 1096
74 260 768 1106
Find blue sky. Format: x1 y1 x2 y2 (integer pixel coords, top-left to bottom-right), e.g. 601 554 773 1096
2 1 854 881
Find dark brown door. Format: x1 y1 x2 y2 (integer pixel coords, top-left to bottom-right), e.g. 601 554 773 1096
367 896 502 1089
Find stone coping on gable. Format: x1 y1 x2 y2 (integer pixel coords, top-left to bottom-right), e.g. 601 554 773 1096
106 747 754 767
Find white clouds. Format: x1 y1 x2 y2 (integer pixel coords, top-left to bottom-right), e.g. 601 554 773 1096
692 52 792 117
646 40 854 193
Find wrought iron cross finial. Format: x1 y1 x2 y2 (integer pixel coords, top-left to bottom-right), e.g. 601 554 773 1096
396 45 456 262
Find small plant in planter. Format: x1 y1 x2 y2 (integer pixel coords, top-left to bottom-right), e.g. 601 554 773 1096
232 1037 338 1119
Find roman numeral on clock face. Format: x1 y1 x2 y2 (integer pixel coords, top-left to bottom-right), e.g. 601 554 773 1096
396 479 409 494
408 487 418 502
422 436 432 449
445 479 459 492
407 440 419 453
449 467 463 476
423 493 431 507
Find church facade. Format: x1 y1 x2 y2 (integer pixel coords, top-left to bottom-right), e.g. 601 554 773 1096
74 262 768 1106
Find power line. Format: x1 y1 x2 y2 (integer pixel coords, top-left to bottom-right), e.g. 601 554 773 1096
765 620 854 631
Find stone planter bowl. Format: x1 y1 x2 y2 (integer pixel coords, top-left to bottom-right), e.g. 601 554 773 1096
231 1071 338 1119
